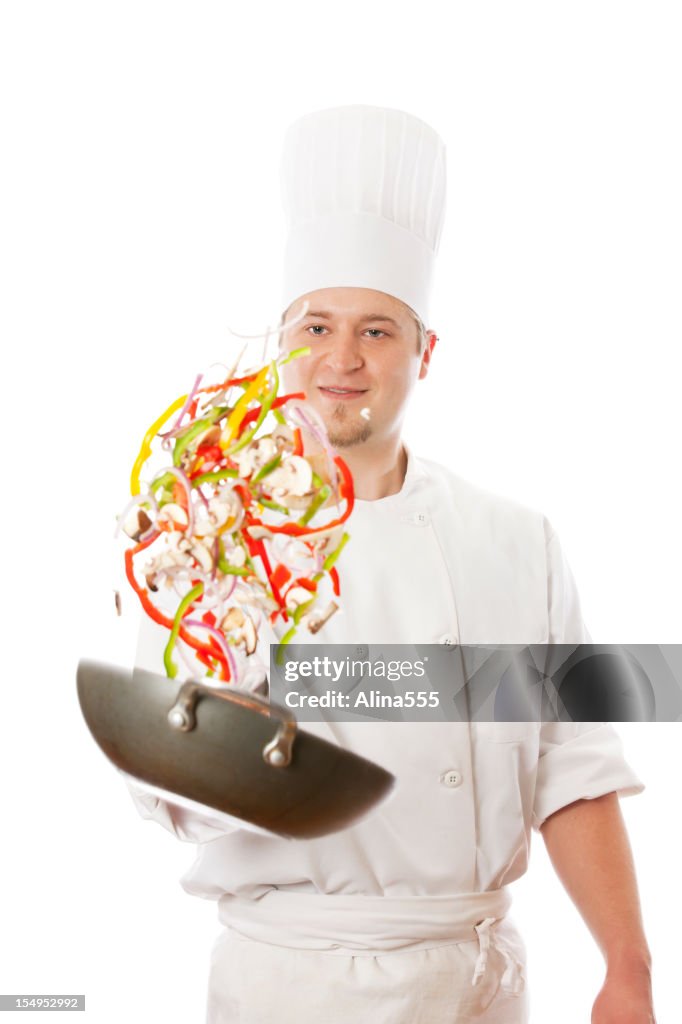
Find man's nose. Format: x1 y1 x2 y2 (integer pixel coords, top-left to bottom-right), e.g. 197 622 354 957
324 330 364 373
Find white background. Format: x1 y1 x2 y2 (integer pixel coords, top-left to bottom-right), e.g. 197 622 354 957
1 1 680 1021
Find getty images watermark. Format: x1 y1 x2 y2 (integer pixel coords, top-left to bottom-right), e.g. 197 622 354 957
269 644 682 722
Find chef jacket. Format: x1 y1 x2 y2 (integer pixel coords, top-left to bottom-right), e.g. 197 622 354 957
126 448 644 903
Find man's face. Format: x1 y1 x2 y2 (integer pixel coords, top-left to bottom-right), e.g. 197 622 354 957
279 287 434 450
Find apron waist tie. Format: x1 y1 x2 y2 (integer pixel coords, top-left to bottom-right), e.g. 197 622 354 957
218 887 524 994
473 917 525 995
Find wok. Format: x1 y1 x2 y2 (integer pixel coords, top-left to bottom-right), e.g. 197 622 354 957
76 659 395 839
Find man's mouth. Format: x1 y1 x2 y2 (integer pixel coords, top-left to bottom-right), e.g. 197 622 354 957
318 386 369 401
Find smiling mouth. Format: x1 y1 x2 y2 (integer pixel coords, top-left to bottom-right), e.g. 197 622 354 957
318 386 369 400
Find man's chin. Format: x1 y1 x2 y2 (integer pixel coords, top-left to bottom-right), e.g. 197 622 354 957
326 423 372 449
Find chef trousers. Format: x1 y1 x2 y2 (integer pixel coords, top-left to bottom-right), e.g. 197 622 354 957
205 891 529 1023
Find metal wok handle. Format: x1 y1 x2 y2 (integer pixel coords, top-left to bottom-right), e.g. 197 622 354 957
165 679 297 768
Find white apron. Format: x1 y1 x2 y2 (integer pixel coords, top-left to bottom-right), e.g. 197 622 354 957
207 891 528 1023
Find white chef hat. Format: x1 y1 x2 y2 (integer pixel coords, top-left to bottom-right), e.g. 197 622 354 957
280 104 446 326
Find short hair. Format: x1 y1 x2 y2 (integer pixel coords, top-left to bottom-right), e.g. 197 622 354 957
410 309 428 354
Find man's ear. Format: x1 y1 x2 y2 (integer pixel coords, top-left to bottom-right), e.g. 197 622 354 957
418 331 438 380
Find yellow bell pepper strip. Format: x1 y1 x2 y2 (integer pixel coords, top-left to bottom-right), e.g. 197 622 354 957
163 582 204 678
221 366 269 446
226 362 279 456
130 394 188 496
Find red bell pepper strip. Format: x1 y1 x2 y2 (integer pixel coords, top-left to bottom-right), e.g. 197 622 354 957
271 563 292 592
245 455 354 538
237 392 306 435
293 577 317 593
124 531 230 680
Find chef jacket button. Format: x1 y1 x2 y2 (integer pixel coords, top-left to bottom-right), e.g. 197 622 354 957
354 645 369 659
439 633 458 648
400 511 429 527
441 769 463 788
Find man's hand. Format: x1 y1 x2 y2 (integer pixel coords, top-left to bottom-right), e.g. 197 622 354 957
539 793 656 1022
591 962 655 1023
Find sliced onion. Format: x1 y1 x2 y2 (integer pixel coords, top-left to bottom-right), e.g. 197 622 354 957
184 618 239 683
171 373 203 431
287 403 339 492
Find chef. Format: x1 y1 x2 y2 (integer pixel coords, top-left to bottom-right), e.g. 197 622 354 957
128 106 655 1023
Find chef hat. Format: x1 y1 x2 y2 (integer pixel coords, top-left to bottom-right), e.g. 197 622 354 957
280 105 447 326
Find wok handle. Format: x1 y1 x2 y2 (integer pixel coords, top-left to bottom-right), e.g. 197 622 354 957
166 679 297 768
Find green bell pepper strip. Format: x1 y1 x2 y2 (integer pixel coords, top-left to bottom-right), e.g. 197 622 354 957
172 407 229 467
274 589 316 665
217 538 251 576
192 467 239 487
150 470 178 494
277 345 311 367
252 453 282 483
298 484 331 526
163 582 204 678
275 624 297 665
323 531 350 572
258 496 290 515
292 596 316 624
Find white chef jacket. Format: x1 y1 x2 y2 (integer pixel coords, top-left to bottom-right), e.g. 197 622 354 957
126 449 643 1018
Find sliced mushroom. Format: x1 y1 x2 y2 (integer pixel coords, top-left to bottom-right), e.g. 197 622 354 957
221 607 246 631
219 606 257 655
145 573 158 593
284 585 315 611
122 505 153 541
301 600 339 634
157 502 189 530
236 436 278 478
267 455 313 498
271 423 295 451
190 539 214 573
277 490 315 510
312 526 345 554
242 616 257 655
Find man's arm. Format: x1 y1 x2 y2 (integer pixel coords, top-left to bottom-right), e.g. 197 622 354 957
540 792 655 1023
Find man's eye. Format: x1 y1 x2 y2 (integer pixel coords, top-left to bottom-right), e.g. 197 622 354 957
307 325 327 336
366 329 386 338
